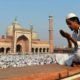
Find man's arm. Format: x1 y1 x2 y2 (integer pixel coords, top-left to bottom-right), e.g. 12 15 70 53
60 29 78 51
67 39 72 48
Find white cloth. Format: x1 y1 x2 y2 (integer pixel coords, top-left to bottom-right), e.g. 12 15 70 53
66 13 77 19
72 28 80 63
74 48 80 62
54 53 74 66
72 27 80 41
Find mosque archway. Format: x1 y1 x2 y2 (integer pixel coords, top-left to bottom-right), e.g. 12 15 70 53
6 47 10 53
16 35 29 53
32 48 34 53
16 44 22 53
0 47 4 53
39 48 42 53
43 48 45 53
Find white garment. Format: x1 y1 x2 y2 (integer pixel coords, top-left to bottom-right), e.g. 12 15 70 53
54 28 80 66
72 27 80 62
54 53 74 66
72 27 80 41
74 41 80 62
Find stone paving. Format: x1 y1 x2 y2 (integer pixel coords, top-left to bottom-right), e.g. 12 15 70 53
0 64 69 80
0 64 80 80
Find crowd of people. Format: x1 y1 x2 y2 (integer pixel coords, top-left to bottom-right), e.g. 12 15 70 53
0 53 75 69
0 54 55 68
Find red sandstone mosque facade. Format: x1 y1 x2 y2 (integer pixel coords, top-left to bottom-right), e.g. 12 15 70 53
0 16 53 54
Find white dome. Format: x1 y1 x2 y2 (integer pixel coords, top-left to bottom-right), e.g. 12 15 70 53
32 32 39 39
6 21 22 36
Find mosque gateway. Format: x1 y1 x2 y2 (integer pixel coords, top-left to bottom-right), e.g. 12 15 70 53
0 17 53 54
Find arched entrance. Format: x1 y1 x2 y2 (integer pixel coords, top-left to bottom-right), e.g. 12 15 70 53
16 44 22 53
6 47 10 53
16 35 29 53
0 47 4 53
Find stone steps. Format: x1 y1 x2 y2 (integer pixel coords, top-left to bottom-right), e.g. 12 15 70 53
0 64 80 80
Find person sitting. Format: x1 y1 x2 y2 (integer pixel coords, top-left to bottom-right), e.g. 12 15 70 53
60 13 80 66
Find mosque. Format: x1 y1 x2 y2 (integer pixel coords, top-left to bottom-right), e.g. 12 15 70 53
0 16 53 54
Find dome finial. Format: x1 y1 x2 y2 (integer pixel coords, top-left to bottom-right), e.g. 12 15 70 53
14 17 17 21
30 24 33 31
13 17 18 24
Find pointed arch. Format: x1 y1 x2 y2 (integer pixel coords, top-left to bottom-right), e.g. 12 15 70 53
16 35 29 53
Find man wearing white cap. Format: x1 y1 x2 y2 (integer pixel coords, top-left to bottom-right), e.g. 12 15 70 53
60 13 80 49
60 13 80 66
66 13 80 40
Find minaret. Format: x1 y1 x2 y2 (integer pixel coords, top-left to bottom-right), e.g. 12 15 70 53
12 18 16 53
49 16 54 53
30 25 33 52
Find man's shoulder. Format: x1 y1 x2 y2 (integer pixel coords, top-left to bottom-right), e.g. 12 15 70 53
72 31 77 39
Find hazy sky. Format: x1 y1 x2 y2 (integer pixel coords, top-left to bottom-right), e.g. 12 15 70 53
0 0 80 46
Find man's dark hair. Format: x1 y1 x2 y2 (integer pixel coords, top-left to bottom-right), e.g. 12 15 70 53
66 17 80 24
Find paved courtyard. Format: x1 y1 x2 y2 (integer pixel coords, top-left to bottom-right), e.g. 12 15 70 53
0 64 80 80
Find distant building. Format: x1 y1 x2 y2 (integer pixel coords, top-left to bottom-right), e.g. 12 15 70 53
0 19 49 54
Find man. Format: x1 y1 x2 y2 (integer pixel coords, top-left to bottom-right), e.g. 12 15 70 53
60 13 80 51
60 13 80 66
66 13 80 41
